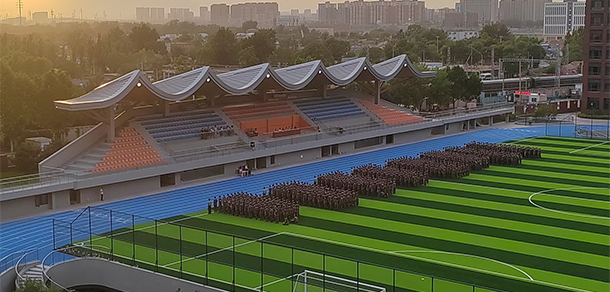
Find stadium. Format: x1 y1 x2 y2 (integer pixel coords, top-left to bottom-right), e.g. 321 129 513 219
0 55 608 292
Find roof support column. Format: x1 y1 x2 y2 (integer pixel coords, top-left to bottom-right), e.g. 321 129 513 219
210 95 218 107
108 107 115 142
318 85 327 99
261 90 269 102
164 101 170 117
374 81 382 105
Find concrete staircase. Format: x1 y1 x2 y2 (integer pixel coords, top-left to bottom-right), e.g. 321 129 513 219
64 142 110 174
16 263 45 288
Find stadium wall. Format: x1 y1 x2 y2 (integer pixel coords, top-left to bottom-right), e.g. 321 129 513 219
2 110 512 222
46 258 222 292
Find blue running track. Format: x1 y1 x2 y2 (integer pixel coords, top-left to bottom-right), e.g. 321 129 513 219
0 126 562 262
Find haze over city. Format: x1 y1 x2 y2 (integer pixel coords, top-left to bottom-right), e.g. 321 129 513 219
2 0 465 19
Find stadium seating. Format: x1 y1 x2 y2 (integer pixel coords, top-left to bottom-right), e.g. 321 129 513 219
138 110 227 143
360 100 425 126
294 97 366 122
92 128 164 173
223 102 311 136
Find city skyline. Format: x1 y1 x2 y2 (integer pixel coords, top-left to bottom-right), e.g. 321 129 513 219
0 0 465 20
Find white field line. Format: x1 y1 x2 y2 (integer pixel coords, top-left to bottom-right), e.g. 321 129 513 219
504 137 538 145
254 273 297 290
390 250 533 280
529 187 610 220
569 141 610 154
105 250 261 291
436 180 531 194
281 232 596 292
162 232 285 268
90 212 210 242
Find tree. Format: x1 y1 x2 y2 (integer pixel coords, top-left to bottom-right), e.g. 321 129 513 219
324 37 350 62
533 104 558 119
563 28 583 63
203 28 238 65
243 29 277 63
446 67 482 107
0 62 35 150
480 23 512 41
14 142 42 172
297 40 334 65
129 24 161 52
242 20 258 31
238 46 258 66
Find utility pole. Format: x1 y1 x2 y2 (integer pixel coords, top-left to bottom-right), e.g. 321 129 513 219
491 48 495 79
17 0 23 25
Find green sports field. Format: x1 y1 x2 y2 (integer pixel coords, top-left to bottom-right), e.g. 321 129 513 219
81 137 610 292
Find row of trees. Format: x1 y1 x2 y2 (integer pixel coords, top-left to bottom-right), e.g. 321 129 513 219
384 66 482 110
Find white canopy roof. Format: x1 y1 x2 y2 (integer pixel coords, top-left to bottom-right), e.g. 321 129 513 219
55 54 434 111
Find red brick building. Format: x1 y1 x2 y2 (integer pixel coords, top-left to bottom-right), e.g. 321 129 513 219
582 0 610 112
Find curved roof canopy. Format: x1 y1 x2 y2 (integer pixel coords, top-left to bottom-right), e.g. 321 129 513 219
55 54 434 111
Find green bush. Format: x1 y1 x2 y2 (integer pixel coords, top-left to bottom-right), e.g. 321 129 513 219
16 279 63 292
578 110 610 120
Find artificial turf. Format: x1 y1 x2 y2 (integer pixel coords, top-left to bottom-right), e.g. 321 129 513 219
77 136 610 292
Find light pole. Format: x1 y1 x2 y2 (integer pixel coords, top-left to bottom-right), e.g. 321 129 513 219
436 36 440 54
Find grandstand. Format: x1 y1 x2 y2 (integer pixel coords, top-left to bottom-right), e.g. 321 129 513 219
0 55 543 292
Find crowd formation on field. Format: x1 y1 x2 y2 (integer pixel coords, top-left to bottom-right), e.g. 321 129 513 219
210 142 540 224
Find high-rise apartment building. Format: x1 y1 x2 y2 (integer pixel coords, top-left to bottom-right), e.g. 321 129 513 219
543 0 586 40
318 0 425 26
456 0 499 24
318 2 338 24
168 8 194 22
136 7 151 22
151 8 165 22
211 4 230 26
499 0 549 23
582 0 610 112
136 7 165 23
230 2 279 28
200 6 210 23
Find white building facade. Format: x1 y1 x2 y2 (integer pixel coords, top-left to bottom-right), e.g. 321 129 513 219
543 0 586 40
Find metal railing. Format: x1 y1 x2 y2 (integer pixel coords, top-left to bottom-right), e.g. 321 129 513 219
0 103 513 194
41 244 111 291
0 249 37 274
13 249 39 286
52 206 516 292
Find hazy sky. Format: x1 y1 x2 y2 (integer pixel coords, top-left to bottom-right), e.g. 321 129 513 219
1 0 463 20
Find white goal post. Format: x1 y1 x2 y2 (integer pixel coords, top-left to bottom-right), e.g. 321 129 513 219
292 270 386 292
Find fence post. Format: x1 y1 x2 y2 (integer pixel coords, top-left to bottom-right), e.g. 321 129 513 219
150 220 155 272
232 235 236 292
132 214 136 266
205 230 208 285
431 276 434 292
291 247 294 292
260 241 264 292
590 118 593 139
545 120 548 136
323 253 326 292
559 120 562 137
392 269 395 292
356 261 360 292
88 207 93 251
70 222 73 245
52 219 56 249
110 210 114 261
179 225 183 279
